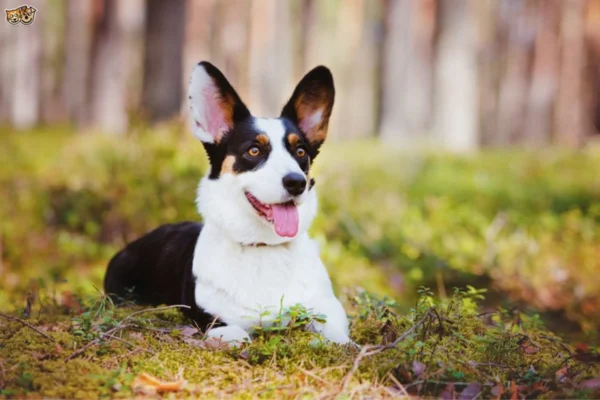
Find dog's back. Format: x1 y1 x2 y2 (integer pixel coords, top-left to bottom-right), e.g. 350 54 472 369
104 222 218 327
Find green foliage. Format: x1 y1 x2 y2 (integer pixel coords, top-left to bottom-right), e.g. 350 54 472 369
1 126 600 396
1 289 599 398
71 293 118 341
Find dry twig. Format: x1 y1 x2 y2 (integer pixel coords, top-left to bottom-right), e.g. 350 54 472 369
66 304 189 362
0 311 55 342
340 307 436 392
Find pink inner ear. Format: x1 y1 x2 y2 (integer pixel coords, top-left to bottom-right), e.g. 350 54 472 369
196 85 231 141
298 109 323 135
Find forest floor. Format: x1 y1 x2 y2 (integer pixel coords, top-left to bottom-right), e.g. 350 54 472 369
0 125 599 398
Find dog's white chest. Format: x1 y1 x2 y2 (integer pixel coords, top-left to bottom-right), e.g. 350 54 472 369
192 226 328 330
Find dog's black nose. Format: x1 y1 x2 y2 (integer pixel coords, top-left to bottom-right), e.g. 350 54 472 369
282 173 307 196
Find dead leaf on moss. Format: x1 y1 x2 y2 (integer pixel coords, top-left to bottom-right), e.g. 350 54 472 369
412 361 426 377
579 377 600 389
132 372 186 394
459 382 481 400
555 366 569 384
491 383 504 399
439 383 455 400
180 326 199 337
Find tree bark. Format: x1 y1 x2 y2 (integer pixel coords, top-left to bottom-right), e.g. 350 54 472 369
142 0 185 123
524 0 560 146
380 0 436 144
88 0 145 134
433 0 479 151
10 0 44 129
63 0 94 127
248 0 294 117
555 0 592 146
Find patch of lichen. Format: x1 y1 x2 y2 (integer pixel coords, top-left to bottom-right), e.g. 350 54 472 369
2 290 599 398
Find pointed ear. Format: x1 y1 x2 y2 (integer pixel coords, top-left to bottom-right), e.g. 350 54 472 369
280 66 335 149
188 62 250 144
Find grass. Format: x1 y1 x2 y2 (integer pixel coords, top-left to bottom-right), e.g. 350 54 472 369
0 124 599 398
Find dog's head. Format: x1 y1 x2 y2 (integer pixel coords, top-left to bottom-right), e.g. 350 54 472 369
188 62 334 245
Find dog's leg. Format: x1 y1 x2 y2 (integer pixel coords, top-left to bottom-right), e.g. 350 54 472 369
310 296 352 345
205 325 251 346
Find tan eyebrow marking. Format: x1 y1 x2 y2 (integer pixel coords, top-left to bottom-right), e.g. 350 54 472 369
256 134 270 146
287 133 300 147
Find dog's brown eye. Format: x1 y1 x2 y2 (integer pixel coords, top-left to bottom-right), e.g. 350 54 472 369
247 147 260 157
296 148 306 158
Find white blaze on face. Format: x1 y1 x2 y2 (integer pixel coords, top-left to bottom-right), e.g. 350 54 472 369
237 118 306 237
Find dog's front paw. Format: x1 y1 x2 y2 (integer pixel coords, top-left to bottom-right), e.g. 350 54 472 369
205 325 251 347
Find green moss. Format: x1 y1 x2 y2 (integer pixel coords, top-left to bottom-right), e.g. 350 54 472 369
1 289 598 398
1 126 600 397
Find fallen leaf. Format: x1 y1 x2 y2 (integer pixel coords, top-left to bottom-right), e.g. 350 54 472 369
490 383 503 398
579 377 600 389
439 383 455 400
180 326 199 337
412 361 426 377
509 381 519 400
132 372 186 394
555 366 569 384
459 382 481 400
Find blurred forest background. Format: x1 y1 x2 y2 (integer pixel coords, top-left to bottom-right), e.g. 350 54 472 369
3 0 600 148
1 0 599 346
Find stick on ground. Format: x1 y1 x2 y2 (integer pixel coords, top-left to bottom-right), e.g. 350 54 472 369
0 312 55 342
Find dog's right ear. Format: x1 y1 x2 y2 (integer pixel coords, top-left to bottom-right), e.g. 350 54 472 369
188 62 250 144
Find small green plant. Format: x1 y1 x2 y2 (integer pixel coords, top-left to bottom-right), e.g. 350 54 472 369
71 293 118 341
252 301 327 335
353 291 397 322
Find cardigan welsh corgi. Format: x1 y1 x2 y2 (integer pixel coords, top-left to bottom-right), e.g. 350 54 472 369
104 62 351 345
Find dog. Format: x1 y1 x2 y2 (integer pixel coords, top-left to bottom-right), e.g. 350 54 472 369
104 62 351 345
19 6 36 25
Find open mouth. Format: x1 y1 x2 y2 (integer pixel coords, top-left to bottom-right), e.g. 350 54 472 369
245 192 299 238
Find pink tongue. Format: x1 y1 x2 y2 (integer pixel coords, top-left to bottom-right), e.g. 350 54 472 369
272 203 299 237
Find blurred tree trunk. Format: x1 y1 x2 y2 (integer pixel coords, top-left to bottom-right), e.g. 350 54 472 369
41 0 68 124
433 0 479 151
493 1 535 146
88 0 145 134
248 0 294 116
555 0 592 146
10 0 43 129
524 0 560 146
142 0 185 122
302 0 381 140
380 0 436 144
585 0 600 135
64 0 94 127
0 0 18 123
331 0 382 140
209 0 251 100
476 0 501 146
181 0 215 130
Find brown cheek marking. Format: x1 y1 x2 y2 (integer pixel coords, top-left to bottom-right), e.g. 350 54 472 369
256 134 270 146
220 155 237 175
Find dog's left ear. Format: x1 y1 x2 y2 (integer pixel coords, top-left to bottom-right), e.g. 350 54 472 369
188 61 250 144
281 66 335 151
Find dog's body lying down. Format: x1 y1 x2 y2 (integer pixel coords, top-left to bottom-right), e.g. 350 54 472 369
104 62 351 345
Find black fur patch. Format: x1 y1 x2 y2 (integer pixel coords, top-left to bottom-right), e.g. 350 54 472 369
104 222 222 329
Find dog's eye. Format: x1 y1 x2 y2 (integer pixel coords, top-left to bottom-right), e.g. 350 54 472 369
247 147 260 157
296 148 306 158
